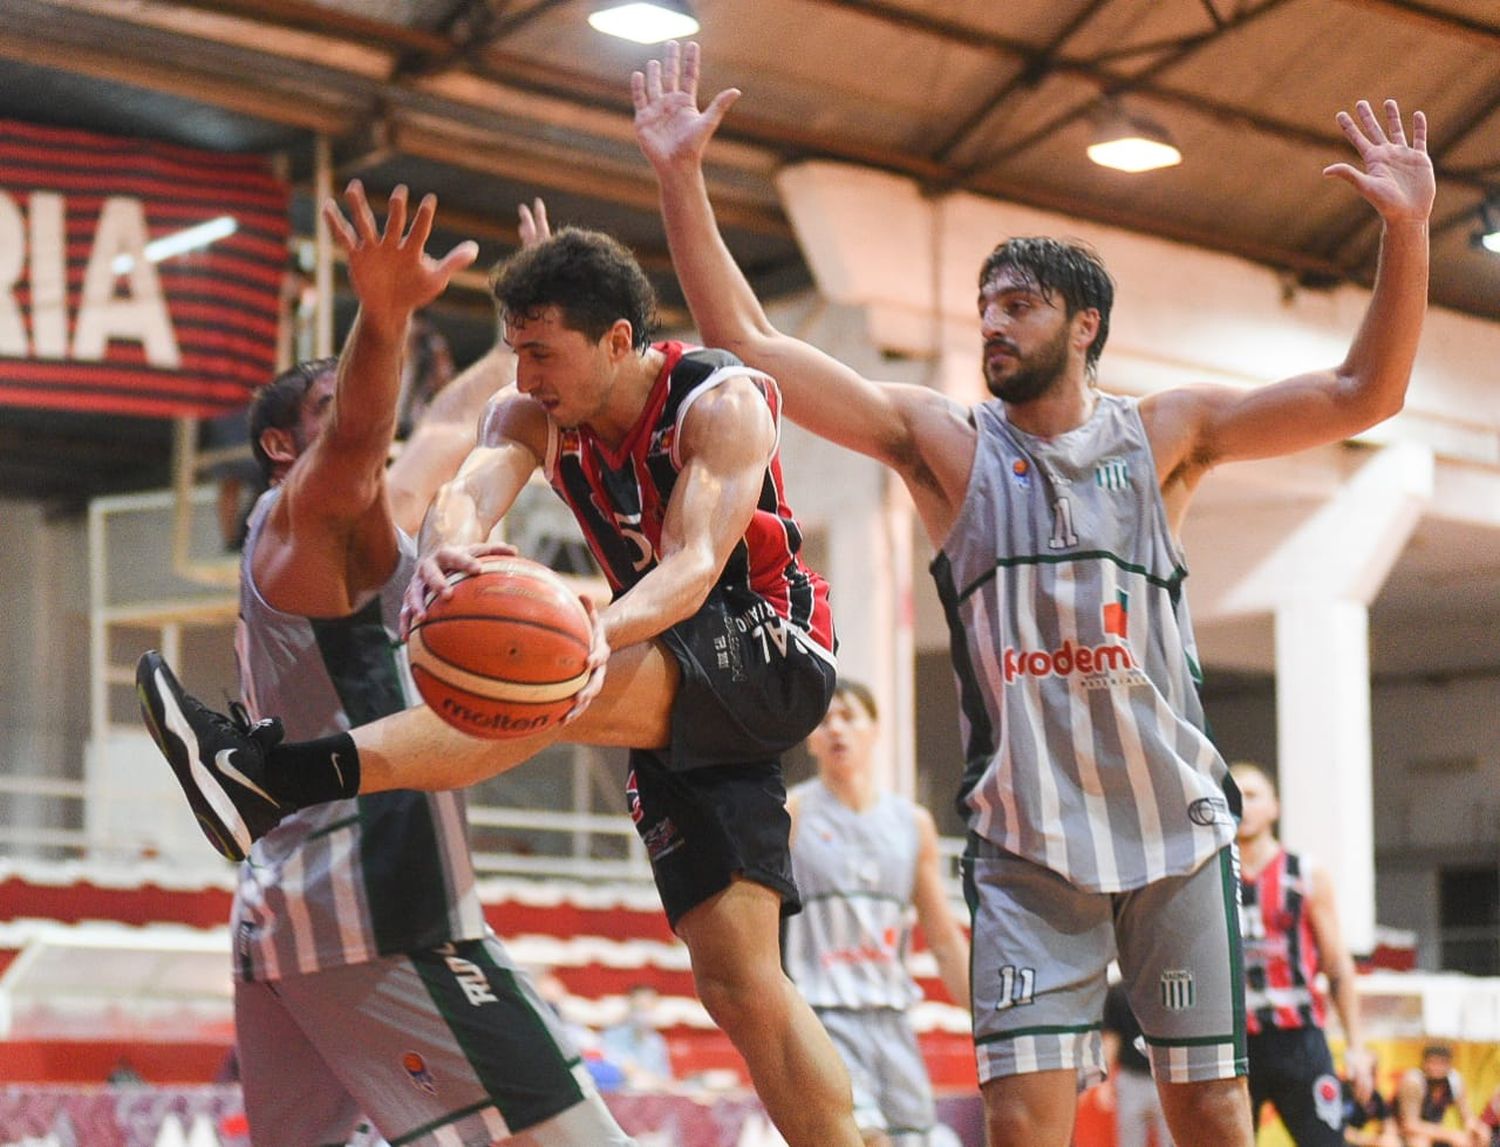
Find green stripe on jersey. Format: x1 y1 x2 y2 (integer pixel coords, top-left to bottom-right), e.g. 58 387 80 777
414 939 584 1132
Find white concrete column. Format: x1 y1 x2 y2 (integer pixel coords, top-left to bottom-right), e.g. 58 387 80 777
823 468 905 796
1274 600 1376 953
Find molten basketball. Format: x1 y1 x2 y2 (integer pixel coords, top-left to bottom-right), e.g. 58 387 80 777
407 557 592 740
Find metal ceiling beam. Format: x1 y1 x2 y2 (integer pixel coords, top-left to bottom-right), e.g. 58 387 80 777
0 28 355 135
945 0 1297 181
1337 0 1500 49
388 119 792 238
168 0 452 57
928 0 1116 165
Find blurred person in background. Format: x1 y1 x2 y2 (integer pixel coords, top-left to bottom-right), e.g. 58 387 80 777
784 677 971 1147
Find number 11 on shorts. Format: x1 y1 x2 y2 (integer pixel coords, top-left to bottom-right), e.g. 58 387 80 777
994 964 1037 1010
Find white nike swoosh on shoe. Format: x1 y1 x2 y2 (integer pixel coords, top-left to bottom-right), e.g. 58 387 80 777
216 748 281 808
154 666 252 856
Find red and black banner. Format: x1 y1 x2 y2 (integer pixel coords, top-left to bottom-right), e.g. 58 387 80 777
0 119 289 419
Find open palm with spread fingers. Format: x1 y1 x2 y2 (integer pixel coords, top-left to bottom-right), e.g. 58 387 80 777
1324 99 1434 226
632 40 740 173
322 179 478 335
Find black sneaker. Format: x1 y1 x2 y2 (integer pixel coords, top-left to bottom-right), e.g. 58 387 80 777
135 650 288 861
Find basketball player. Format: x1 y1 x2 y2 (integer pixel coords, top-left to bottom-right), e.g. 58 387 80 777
159 182 634 1146
136 216 864 1142
1232 762 1370 1145
630 41 1434 1147
784 677 971 1147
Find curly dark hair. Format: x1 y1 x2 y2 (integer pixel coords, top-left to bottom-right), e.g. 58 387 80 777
979 237 1115 379
490 227 657 351
248 357 338 482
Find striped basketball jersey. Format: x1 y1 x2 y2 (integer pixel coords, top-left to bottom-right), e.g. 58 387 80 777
783 779 922 1011
231 488 487 982
1241 848 1327 1034
532 341 834 655
933 392 1235 892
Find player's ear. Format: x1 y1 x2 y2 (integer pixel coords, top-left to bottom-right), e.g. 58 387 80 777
259 426 297 468
604 318 635 361
1072 307 1101 351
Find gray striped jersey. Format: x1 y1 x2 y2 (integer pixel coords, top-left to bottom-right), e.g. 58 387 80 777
932 393 1235 892
783 779 922 1010
230 488 487 981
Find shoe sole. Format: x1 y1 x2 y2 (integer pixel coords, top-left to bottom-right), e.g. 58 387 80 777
135 650 252 862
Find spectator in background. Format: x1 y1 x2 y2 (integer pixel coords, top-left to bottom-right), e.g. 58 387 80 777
1102 980 1173 1147
783 677 971 1147
600 984 675 1090
1395 1045 1487 1147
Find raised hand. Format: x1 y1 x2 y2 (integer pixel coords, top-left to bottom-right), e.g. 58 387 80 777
1323 99 1434 226
631 40 740 173
518 197 551 248
322 179 479 336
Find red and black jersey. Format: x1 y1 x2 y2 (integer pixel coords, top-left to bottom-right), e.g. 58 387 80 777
542 341 834 655
1242 848 1328 1034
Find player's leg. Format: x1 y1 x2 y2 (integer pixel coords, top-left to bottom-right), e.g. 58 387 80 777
815 1008 897 1146
267 941 637 1147
862 1009 938 1147
1252 1028 1345 1146
963 841 1114 1147
1116 845 1254 1147
623 744 859 1147
235 977 364 1147
351 638 677 792
675 879 862 1147
135 640 677 860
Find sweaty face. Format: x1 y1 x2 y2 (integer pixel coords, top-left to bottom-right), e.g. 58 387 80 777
978 270 1074 404
504 306 610 428
1232 769 1278 843
806 692 878 782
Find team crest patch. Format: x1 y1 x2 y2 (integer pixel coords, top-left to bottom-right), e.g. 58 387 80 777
642 816 684 862
1159 969 1195 1011
1095 456 1130 490
1313 1074 1342 1128
1010 458 1031 488
402 1051 438 1095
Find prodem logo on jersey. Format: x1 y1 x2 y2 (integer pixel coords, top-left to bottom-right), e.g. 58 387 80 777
1000 639 1136 684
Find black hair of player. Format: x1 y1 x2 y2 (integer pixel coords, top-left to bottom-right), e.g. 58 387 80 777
248 357 339 483
979 237 1115 379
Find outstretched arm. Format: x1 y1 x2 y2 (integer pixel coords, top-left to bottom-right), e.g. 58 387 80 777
386 344 515 536
1305 863 1371 1090
633 43 968 486
1146 100 1434 494
910 806 971 1011
255 182 477 615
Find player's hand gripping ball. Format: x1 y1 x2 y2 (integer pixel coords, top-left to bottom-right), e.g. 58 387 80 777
406 557 592 739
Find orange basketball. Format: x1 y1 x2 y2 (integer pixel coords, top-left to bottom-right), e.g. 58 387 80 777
406 557 592 740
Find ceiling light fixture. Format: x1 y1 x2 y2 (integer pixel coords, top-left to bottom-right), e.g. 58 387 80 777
1473 196 1500 254
112 214 238 275
588 0 699 45
1086 105 1182 174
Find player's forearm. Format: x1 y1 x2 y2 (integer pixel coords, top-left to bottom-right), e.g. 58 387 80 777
417 475 490 555
1330 964 1365 1052
323 308 407 453
597 550 718 652
932 936 971 1012
654 162 777 350
1334 219 1428 425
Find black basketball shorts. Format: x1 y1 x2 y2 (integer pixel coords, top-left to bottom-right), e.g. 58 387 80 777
629 582 837 928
